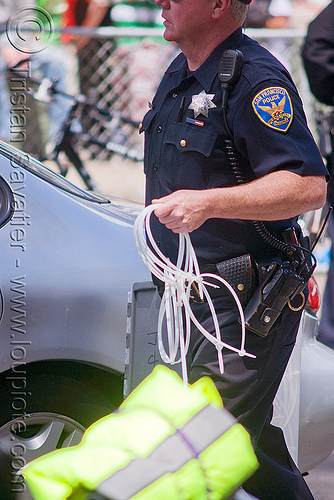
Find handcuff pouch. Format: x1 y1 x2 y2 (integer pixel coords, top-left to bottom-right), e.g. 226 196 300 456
199 253 258 306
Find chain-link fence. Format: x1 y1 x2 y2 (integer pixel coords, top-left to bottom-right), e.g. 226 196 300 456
75 30 177 160
1 27 319 165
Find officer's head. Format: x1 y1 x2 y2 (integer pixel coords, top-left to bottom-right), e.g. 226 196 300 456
155 0 252 48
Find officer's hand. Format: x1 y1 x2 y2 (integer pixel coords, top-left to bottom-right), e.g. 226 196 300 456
152 190 209 233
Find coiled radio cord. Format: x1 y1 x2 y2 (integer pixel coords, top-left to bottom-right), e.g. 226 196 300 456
224 138 295 257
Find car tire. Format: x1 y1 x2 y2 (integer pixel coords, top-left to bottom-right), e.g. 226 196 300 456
0 369 123 499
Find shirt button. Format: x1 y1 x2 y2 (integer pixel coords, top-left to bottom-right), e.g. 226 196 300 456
172 93 178 98
153 163 158 171
180 139 187 147
157 126 162 133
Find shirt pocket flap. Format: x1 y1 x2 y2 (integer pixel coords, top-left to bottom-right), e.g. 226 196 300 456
164 123 218 157
139 110 157 134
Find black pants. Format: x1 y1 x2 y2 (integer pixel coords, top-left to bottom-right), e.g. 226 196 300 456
187 294 314 500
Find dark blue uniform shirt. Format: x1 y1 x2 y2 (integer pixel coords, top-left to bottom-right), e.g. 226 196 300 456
141 28 327 267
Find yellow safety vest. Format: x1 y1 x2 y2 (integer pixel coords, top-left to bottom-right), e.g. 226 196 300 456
23 366 258 500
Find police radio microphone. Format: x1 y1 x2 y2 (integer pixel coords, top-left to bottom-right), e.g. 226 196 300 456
219 50 243 135
219 49 243 111
219 49 243 86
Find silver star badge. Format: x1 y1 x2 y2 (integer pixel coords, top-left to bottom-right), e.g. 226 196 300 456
188 90 217 118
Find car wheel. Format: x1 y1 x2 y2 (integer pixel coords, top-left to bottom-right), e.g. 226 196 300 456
0 370 122 499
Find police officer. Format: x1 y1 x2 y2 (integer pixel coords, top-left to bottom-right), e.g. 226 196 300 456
302 1 334 109
140 0 328 498
302 1 334 351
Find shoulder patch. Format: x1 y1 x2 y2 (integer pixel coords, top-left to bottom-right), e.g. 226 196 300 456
252 87 293 133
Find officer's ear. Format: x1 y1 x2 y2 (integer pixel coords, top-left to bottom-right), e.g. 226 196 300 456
211 0 230 20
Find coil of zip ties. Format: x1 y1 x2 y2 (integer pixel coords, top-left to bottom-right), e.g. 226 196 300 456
134 204 256 385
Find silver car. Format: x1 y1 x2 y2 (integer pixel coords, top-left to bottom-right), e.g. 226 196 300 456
0 140 333 499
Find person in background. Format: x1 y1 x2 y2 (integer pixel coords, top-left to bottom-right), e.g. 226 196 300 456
302 0 334 350
110 0 162 29
0 0 72 148
109 0 176 121
245 0 292 29
141 0 328 498
61 0 116 159
245 0 293 69
62 0 112 53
